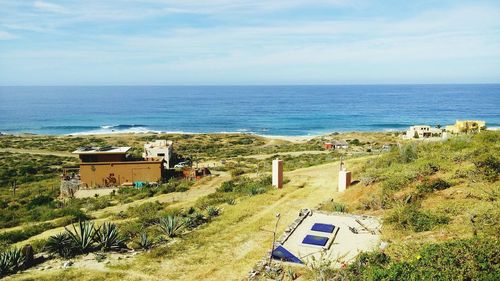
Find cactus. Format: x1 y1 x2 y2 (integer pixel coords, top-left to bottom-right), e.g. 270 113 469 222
95 222 126 251
158 215 184 238
45 232 75 258
65 221 96 253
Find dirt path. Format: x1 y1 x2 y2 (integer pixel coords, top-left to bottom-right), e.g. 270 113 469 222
241 150 329 160
148 161 345 280
11 158 369 280
0 148 76 157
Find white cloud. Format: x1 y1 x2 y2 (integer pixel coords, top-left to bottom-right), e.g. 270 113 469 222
0 30 16 40
33 1 66 14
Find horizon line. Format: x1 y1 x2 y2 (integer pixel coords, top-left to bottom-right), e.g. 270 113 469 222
1 82 500 87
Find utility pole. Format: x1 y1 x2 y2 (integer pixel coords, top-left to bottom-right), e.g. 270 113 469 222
12 180 17 196
268 213 281 266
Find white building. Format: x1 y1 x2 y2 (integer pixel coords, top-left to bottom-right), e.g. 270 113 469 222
143 140 173 168
404 125 443 139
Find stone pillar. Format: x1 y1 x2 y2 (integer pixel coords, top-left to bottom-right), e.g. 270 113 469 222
338 170 351 192
272 159 283 189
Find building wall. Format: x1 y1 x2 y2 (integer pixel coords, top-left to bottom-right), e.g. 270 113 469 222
143 145 172 168
405 126 442 139
447 120 486 134
79 161 163 188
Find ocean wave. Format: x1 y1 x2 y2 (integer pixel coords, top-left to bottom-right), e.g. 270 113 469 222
68 124 160 135
100 124 148 129
363 123 410 128
41 125 101 130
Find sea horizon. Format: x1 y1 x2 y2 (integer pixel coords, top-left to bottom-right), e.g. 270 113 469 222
1 84 499 136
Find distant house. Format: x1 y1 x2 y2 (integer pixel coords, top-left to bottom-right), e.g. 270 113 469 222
73 146 164 188
333 140 349 149
324 140 349 150
404 125 442 139
143 140 173 168
445 120 486 134
323 142 334 150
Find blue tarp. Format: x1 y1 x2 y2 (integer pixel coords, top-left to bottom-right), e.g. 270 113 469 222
302 235 329 246
272 245 303 264
311 223 335 233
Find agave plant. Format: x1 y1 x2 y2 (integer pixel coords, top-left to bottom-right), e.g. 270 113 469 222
0 248 25 276
45 232 75 259
0 252 9 276
137 231 153 250
65 221 96 253
94 222 126 251
206 206 221 219
184 212 207 229
158 215 184 238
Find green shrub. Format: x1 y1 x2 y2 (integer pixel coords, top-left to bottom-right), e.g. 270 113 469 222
309 237 500 281
399 144 418 163
217 181 235 192
473 154 499 182
321 201 347 213
127 201 164 226
0 222 54 244
26 195 54 209
386 205 449 232
381 172 412 191
417 179 451 194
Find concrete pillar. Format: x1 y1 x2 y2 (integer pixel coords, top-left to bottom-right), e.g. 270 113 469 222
338 170 351 192
272 159 283 189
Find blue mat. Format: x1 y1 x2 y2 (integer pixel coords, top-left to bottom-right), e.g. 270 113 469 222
271 245 303 264
302 235 329 246
311 223 335 233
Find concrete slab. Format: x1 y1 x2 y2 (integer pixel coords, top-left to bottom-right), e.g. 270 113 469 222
280 211 381 265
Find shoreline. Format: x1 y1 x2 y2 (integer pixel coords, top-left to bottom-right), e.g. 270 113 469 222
0 130 404 143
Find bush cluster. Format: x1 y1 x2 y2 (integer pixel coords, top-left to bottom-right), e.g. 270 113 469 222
386 204 450 232
308 237 500 280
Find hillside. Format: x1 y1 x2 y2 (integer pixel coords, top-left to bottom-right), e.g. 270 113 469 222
309 131 499 280
0 131 498 280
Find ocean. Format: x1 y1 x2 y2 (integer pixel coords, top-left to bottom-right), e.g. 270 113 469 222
0 84 499 136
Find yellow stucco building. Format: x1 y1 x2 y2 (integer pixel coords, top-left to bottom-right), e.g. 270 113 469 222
445 120 486 134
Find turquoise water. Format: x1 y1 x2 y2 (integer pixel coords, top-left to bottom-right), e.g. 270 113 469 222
0 85 499 136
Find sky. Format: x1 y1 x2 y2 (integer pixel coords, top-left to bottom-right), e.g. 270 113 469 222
0 0 499 85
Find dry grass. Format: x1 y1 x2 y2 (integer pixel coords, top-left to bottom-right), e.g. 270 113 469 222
10 157 371 281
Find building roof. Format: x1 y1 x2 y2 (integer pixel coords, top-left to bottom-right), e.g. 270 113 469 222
72 146 131 155
332 140 348 145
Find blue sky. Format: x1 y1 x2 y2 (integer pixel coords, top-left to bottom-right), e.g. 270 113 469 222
0 0 499 85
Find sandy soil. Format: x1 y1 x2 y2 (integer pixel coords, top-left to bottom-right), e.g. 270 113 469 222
0 148 76 157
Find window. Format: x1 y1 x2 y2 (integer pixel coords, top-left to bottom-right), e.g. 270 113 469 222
157 153 165 156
